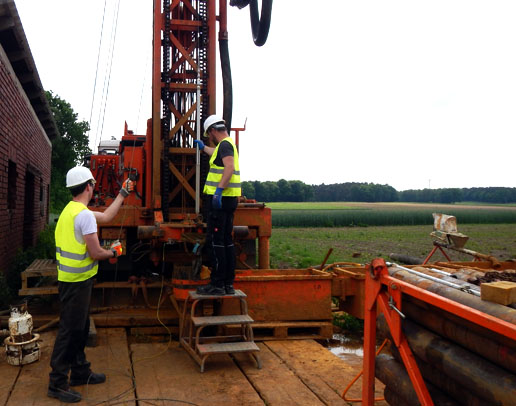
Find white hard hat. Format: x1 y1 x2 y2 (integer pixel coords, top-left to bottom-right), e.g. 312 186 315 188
203 115 226 137
66 166 94 188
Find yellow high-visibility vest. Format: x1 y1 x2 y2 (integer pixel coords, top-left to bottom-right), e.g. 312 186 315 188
203 137 241 197
55 201 98 282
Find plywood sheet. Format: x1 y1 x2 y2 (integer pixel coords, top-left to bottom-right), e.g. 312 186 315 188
265 340 388 406
6 328 134 406
7 331 57 406
75 328 135 405
0 336 22 405
233 342 325 406
131 341 264 406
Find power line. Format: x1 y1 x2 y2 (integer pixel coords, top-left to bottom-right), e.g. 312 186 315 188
93 0 122 150
87 0 108 143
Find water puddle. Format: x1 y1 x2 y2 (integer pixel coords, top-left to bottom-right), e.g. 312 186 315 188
326 333 364 368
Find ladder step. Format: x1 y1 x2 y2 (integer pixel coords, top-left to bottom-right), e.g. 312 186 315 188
189 289 246 300
191 314 253 327
197 341 259 355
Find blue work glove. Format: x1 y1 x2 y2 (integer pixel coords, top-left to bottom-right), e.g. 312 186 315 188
193 140 205 150
212 187 224 209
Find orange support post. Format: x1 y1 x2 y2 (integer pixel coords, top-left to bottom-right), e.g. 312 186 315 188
362 258 516 406
363 259 435 406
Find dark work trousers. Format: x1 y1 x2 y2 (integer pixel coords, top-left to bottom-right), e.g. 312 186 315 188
205 196 238 288
49 278 93 389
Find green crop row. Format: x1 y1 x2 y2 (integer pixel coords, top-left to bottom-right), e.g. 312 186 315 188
271 208 516 228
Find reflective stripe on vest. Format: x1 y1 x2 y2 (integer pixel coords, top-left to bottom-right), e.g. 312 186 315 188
203 137 241 197
55 201 98 282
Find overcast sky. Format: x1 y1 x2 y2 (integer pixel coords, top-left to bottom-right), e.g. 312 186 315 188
15 1 516 191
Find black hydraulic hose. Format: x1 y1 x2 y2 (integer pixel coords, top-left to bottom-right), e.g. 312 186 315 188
249 0 273 46
219 39 233 132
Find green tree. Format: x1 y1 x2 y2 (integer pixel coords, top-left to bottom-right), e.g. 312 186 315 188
242 181 255 199
46 91 91 212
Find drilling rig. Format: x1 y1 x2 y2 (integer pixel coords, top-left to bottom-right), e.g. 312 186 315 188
85 0 273 291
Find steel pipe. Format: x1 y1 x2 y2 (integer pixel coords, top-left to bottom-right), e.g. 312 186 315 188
402 300 516 374
383 387 412 406
377 316 516 405
387 266 516 324
376 353 459 406
386 322 498 406
387 262 480 296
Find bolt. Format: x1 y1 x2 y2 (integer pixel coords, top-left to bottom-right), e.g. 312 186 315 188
391 284 398 290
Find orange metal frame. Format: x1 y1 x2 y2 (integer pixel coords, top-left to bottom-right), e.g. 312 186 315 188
362 258 516 406
422 241 452 264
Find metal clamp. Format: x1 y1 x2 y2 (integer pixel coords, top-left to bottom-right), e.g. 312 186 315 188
388 296 406 319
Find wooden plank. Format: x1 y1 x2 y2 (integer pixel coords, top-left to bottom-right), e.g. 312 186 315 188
131 341 264 406
73 328 135 405
6 331 57 406
0 342 20 405
6 329 135 406
481 281 516 305
264 340 389 406
233 343 326 406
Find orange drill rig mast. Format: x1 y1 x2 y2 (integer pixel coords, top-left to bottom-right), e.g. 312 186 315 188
87 0 273 286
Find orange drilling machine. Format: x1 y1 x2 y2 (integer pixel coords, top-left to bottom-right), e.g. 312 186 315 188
85 1 273 289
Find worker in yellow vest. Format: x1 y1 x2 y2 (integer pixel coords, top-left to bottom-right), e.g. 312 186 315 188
48 166 133 403
194 115 241 295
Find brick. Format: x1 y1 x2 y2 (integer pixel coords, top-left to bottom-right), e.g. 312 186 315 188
481 281 516 306
0 53 52 275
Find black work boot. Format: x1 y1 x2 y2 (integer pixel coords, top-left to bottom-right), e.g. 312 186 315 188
47 386 82 403
70 372 106 386
196 284 225 295
225 285 235 295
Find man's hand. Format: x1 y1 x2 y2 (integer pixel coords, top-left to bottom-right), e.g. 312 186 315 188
120 179 134 197
212 187 223 209
193 140 205 150
110 240 123 257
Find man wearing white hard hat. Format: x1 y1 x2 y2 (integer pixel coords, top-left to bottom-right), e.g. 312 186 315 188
194 114 241 295
48 166 133 403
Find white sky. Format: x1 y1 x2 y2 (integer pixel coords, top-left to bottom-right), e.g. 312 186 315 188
15 1 516 191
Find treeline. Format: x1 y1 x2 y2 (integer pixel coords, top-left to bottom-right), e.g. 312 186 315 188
400 187 516 204
242 180 314 202
242 180 516 204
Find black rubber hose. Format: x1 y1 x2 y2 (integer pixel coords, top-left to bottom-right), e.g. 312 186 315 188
219 38 233 132
249 0 273 46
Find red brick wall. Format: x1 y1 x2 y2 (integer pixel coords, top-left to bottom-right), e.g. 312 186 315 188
0 47 52 275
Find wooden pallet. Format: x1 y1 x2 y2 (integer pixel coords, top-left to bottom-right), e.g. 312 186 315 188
226 321 334 340
19 259 171 296
19 259 58 295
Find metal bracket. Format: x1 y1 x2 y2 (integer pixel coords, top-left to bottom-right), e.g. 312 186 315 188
388 295 406 319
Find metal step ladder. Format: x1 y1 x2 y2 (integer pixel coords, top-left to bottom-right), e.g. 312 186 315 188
179 289 262 372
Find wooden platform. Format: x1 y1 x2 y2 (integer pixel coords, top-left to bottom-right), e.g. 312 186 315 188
0 328 388 405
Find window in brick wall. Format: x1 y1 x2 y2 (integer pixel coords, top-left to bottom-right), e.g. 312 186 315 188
8 160 17 211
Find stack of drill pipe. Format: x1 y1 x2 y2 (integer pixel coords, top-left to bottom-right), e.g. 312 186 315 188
376 353 459 406
377 282 516 406
409 266 482 294
376 316 516 406
402 298 516 374
388 264 516 323
450 267 488 283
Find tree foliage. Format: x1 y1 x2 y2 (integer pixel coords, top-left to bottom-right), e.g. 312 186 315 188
313 182 398 202
46 91 91 212
242 179 516 204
